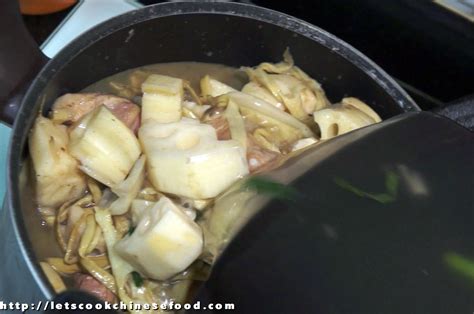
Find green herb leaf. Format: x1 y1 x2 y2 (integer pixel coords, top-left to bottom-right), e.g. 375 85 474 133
131 271 143 287
333 177 366 198
444 252 474 282
128 225 136 236
333 171 399 204
243 176 299 201
385 171 399 196
366 193 395 204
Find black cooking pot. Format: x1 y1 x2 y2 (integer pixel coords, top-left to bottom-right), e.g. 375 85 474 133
0 1 472 313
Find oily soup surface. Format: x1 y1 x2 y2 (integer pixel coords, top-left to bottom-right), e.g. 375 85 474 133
84 62 247 95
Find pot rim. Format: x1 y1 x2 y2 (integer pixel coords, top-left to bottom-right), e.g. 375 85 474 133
7 1 420 301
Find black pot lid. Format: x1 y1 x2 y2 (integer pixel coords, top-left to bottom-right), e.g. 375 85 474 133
192 112 474 314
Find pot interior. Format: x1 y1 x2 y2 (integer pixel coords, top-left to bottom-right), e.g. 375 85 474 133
11 3 418 300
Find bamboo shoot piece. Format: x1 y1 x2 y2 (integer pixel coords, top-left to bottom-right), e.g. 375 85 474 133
141 74 183 123
29 116 86 208
69 106 141 187
40 262 66 293
116 197 203 280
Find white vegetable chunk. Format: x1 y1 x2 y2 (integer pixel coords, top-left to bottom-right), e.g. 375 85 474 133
139 118 249 199
341 97 382 123
29 116 86 208
69 106 141 187
141 74 183 123
313 98 381 140
115 197 203 280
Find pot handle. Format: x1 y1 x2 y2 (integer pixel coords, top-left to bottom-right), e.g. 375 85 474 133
0 0 49 126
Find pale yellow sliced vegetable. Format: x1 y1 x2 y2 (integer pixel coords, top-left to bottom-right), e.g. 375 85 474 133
46 255 110 275
89 255 110 267
66 204 85 236
257 48 295 73
64 213 89 264
46 256 110 275
40 262 66 293
224 91 313 137
245 69 314 122
29 116 86 209
290 65 332 110
184 80 203 106
141 74 183 123
56 195 92 252
270 73 315 120
113 215 131 239
87 177 102 204
253 128 281 153
69 106 141 187
244 49 331 118
78 214 97 257
109 155 146 215
224 100 247 152
116 197 203 281
240 108 304 152
241 81 284 110
94 207 139 313
200 75 236 97
86 225 104 254
47 257 81 274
